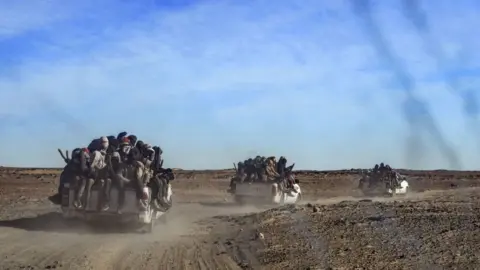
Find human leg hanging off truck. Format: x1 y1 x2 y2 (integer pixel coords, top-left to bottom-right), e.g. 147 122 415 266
73 161 96 209
285 170 296 190
150 172 165 211
244 159 254 182
74 150 107 210
72 148 93 209
97 167 111 211
274 156 289 190
102 177 112 211
115 136 134 212
99 138 120 211
74 175 95 209
87 137 110 205
128 140 155 208
132 161 149 209
386 169 401 191
90 148 108 184
49 162 75 205
138 158 155 209
49 148 85 204
256 162 267 182
229 161 245 193
113 170 128 214
150 168 174 211
149 145 164 200
108 150 129 213
129 141 147 201
254 157 269 182
140 142 155 185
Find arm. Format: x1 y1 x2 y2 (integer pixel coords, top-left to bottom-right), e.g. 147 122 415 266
266 166 280 177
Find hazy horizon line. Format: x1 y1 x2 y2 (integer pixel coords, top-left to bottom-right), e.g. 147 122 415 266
1 165 477 172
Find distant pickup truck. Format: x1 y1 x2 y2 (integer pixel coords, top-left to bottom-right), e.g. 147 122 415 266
230 164 302 205
234 180 302 205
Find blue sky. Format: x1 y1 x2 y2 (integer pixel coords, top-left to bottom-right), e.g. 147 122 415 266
1 0 480 170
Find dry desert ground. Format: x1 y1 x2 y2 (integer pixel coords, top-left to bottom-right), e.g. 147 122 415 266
0 167 480 269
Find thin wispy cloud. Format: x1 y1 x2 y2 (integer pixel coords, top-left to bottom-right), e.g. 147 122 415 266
0 0 479 169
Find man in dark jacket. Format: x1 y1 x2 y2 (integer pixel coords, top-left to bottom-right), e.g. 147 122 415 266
49 147 92 205
228 161 246 193
276 156 287 177
244 158 256 182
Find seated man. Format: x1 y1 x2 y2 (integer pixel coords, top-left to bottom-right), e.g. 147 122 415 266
150 167 175 211
139 142 156 188
254 156 269 182
228 161 246 193
276 156 288 177
244 158 256 182
124 140 155 209
99 137 121 211
75 137 110 209
236 162 246 182
255 162 267 182
151 145 164 173
387 167 402 188
265 156 280 181
49 147 90 205
72 148 95 209
284 169 296 190
140 141 155 168
276 158 296 192
110 149 130 213
108 136 136 213
378 162 389 181
148 145 172 210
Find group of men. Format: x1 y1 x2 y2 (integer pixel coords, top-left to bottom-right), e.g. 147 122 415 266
49 131 165 213
229 155 295 192
361 162 403 188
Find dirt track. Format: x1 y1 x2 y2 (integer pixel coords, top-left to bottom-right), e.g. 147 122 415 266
0 168 480 269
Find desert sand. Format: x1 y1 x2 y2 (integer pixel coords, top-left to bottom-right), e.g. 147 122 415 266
0 167 479 269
